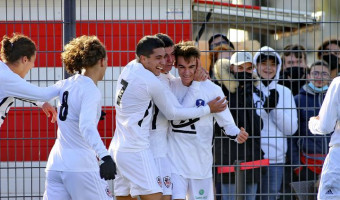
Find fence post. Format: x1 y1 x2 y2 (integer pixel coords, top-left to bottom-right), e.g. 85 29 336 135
63 0 76 78
235 160 245 200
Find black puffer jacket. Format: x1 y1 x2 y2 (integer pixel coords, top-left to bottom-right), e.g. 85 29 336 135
213 59 265 184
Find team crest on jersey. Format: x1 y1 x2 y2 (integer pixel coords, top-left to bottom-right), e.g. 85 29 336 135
105 186 113 197
196 99 205 107
157 176 162 188
163 176 172 188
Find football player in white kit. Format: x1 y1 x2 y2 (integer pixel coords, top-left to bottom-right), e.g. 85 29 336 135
168 41 249 200
0 33 58 128
109 35 227 200
152 33 209 200
309 76 340 200
151 33 176 200
43 36 116 200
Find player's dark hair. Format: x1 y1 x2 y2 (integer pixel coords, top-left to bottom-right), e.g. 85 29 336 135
1 33 36 63
155 33 174 48
136 36 165 58
174 41 201 63
61 35 106 74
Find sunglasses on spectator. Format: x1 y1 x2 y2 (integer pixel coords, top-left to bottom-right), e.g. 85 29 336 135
310 71 330 77
210 41 230 50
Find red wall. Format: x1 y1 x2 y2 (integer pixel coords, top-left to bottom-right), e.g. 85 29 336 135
0 107 116 161
0 20 191 67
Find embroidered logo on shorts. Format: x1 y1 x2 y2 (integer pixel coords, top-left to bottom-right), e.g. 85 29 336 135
195 189 208 199
196 99 205 107
157 176 162 188
199 189 205 195
326 189 333 195
105 186 113 197
163 176 172 188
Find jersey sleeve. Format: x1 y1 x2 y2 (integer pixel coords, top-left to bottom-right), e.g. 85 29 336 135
1 74 62 102
149 78 210 120
213 87 240 136
309 78 340 134
79 86 108 159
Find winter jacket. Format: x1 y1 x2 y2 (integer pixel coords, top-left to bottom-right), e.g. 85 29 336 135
213 59 265 184
278 72 306 96
294 84 331 158
253 46 298 164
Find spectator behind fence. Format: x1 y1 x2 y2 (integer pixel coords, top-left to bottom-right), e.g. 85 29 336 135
279 44 308 96
279 44 308 200
213 52 266 200
253 46 298 200
208 34 235 78
317 39 340 78
293 61 332 183
209 45 234 79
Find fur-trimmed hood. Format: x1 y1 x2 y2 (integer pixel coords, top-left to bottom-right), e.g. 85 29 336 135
213 58 260 93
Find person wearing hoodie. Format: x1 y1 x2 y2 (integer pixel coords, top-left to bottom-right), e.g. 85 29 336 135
253 46 298 200
213 51 266 200
293 61 332 183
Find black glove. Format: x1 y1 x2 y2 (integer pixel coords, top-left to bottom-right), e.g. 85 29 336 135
100 111 106 120
263 89 279 113
99 155 117 180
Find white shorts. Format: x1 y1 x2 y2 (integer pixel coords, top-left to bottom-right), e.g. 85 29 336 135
318 146 340 200
155 156 172 195
111 149 162 197
171 173 214 200
43 170 113 200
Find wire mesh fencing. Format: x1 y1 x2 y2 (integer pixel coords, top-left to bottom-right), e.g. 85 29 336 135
0 0 339 199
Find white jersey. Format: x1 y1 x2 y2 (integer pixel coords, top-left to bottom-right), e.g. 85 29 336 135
0 61 60 127
308 77 340 200
309 76 340 146
150 72 196 158
149 73 173 158
168 79 240 179
46 74 108 172
109 60 210 153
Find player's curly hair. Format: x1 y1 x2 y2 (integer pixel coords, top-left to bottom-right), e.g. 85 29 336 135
1 33 36 63
174 41 200 63
62 35 106 74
